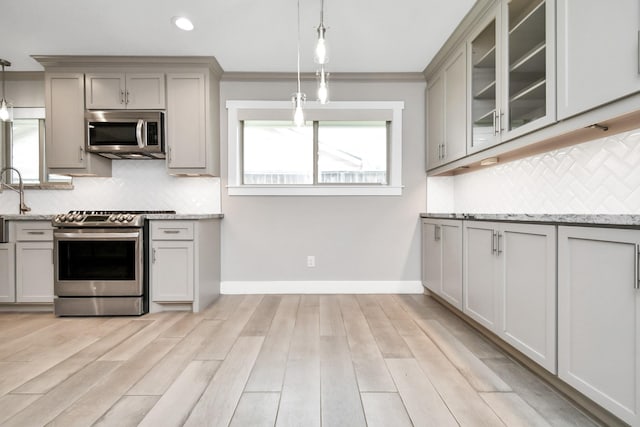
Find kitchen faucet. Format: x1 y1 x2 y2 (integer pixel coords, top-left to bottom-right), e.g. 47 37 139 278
0 167 31 214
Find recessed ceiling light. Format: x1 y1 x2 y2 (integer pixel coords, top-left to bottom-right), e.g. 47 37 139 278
173 16 194 31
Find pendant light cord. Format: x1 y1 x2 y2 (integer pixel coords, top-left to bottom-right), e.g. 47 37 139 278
1 63 5 100
296 0 301 94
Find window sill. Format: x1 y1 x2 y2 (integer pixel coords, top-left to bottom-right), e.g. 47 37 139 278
227 185 403 196
23 182 74 191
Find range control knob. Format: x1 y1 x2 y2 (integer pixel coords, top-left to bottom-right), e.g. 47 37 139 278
109 214 119 222
74 213 84 222
65 213 75 222
118 214 127 222
126 214 134 222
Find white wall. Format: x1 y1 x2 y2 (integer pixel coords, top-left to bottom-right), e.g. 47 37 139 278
0 160 221 214
219 78 426 291
427 127 640 214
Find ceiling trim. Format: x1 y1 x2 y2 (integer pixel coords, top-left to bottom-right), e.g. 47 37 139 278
31 55 224 76
221 71 426 83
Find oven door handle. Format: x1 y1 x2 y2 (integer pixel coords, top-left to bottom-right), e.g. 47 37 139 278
54 231 141 240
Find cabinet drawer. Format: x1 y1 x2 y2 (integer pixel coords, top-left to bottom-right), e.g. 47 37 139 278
15 222 53 241
151 221 194 240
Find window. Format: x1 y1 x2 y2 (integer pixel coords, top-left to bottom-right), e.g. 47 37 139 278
227 101 404 196
1 108 71 186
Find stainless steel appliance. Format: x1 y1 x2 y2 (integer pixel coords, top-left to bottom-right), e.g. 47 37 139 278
85 111 165 159
52 210 175 316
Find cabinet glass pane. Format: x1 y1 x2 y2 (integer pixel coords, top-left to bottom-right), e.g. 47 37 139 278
471 19 497 148
507 0 546 130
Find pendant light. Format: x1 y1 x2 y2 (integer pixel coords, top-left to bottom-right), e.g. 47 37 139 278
292 0 306 126
314 0 329 104
0 59 13 123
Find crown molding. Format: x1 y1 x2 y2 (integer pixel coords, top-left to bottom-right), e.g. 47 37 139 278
31 55 224 76
221 71 425 82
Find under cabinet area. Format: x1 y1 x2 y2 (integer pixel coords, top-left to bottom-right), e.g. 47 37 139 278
421 219 463 309
85 73 165 110
558 226 640 426
149 219 221 313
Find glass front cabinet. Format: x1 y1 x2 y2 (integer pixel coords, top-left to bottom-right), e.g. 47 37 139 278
468 0 555 153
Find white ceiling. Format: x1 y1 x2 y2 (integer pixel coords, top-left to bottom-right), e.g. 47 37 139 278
0 0 476 73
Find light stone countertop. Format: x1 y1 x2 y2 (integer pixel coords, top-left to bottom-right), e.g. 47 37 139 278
2 213 224 221
420 213 640 227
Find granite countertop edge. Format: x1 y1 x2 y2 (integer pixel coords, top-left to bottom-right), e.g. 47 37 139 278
2 213 224 221
420 213 640 227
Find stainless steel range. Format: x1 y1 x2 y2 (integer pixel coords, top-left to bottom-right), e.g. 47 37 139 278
52 210 175 316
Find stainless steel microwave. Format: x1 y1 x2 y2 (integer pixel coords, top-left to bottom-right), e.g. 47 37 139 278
85 110 165 159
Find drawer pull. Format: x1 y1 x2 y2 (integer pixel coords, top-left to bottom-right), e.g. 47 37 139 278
27 231 46 235
163 230 181 234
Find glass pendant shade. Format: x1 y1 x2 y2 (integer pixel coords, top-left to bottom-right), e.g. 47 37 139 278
0 59 12 122
0 99 12 122
292 92 306 127
314 26 328 64
317 67 329 104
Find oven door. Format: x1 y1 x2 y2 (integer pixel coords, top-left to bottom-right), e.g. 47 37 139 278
54 228 143 297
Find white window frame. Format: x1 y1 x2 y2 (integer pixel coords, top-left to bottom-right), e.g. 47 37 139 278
226 100 404 196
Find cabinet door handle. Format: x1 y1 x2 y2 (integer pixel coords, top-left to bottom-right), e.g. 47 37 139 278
79 146 84 161
491 231 496 254
120 89 125 104
635 244 639 290
125 90 130 105
442 143 446 159
493 111 498 135
497 232 503 255
434 225 440 241
152 248 156 264
437 144 441 160
498 110 504 133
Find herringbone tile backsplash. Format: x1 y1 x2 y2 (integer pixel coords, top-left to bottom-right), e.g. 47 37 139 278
427 128 640 214
0 160 221 214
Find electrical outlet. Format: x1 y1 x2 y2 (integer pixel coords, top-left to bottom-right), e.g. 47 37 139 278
307 255 316 267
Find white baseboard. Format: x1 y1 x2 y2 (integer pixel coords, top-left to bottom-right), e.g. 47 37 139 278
220 280 423 295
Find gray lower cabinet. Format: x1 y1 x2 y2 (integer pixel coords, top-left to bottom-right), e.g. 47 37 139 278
463 220 557 373
149 219 221 313
421 219 463 309
558 226 640 426
151 221 195 303
0 243 15 302
13 222 54 303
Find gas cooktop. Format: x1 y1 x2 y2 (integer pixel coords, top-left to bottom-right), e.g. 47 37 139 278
52 210 177 227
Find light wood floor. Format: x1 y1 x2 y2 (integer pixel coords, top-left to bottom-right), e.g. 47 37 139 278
0 294 600 427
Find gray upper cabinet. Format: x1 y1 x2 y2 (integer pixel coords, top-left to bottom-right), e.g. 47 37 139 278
45 72 111 176
468 0 556 153
556 0 640 120
166 71 220 176
427 46 467 170
85 73 165 110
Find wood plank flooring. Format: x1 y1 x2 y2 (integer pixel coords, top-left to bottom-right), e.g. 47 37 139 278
0 294 601 426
